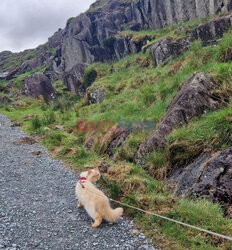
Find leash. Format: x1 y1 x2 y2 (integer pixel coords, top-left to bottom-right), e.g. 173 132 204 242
108 197 232 241
80 184 232 241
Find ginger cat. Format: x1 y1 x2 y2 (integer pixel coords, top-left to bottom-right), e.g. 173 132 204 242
75 167 123 228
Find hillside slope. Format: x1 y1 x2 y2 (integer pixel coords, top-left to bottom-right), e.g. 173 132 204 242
1 0 232 249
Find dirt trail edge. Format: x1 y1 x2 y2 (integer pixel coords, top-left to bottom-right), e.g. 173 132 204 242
0 114 157 250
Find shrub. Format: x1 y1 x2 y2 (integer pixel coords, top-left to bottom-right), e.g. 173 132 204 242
83 68 97 88
103 36 116 50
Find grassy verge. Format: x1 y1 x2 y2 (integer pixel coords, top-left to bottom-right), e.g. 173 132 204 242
1 101 232 249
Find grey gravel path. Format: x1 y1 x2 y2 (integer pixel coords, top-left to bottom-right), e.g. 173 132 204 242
0 114 156 250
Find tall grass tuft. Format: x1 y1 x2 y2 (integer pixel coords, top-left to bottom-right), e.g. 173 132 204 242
30 116 42 130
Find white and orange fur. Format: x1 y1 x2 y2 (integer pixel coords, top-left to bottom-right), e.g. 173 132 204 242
75 167 123 228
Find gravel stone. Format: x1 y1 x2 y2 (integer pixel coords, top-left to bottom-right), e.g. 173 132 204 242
0 114 158 249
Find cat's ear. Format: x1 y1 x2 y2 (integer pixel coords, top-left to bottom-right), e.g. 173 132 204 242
95 166 99 171
88 169 92 175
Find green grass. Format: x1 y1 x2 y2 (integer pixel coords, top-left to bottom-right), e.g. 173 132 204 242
46 48 56 56
167 103 232 166
12 66 47 89
0 49 37 72
161 199 232 249
43 132 65 147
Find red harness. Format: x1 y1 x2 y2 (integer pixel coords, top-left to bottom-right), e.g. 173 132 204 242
80 177 87 183
80 177 87 188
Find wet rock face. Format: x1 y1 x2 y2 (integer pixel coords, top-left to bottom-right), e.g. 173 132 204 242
169 147 232 205
135 72 220 166
151 37 190 66
87 88 105 104
190 13 232 45
22 73 56 100
63 63 86 94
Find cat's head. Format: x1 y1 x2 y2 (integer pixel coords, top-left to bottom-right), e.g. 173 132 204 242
87 166 101 183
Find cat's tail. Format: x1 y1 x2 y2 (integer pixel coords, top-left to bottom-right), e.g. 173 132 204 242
101 205 123 222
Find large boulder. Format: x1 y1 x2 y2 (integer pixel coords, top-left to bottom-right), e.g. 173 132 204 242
135 73 220 166
169 147 232 205
151 37 190 66
22 72 56 100
63 63 86 94
87 88 105 104
190 13 232 45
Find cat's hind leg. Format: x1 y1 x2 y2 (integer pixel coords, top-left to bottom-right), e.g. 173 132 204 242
92 213 102 228
78 201 83 208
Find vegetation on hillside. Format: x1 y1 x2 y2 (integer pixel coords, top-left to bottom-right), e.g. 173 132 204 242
1 16 232 249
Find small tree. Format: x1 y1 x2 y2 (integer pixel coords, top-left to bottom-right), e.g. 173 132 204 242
83 68 97 88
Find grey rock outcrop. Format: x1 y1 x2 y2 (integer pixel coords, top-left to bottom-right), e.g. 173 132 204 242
22 72 56 100
55 0 231 65
151 37 190 66
113 35 151 61
106 129 130 159
87 88 105 104
0 72 9 80
169 147 232 205
63 63 86 94
3 0 232 95
44 0 232 91
190 12 232 45
135 72 220 166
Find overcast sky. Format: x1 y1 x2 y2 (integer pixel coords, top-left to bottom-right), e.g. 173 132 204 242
0 0 95 52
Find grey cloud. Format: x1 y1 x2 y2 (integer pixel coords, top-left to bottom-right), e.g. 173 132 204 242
0 0 95 52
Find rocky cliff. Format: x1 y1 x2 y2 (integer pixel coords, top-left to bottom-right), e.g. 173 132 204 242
1 0 232 94
47 0 232 87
